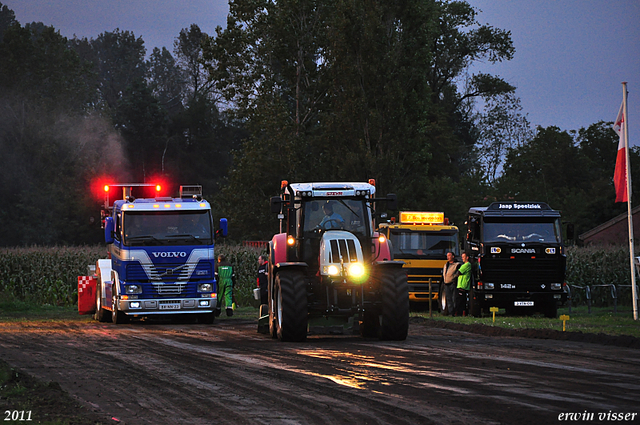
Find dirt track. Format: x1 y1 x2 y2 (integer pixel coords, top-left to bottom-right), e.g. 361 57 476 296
0 317 638 425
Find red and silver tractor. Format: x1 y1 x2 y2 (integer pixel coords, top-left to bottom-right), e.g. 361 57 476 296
264 180 409 341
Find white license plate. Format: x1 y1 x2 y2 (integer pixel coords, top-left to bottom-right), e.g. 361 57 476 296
514 301 534 306
160 303 181 310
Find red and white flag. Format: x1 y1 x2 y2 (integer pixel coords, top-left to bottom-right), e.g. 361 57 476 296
613 102 628 203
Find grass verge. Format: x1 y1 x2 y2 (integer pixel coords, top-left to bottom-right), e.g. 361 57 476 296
0 295 84 322
412 306 640 338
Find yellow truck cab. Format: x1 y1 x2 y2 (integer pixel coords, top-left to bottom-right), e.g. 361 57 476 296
378 212 459 311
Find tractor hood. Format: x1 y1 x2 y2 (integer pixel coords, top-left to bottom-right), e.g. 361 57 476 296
319 231 365 278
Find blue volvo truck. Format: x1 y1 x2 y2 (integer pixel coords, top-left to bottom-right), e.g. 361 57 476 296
86 183 227 324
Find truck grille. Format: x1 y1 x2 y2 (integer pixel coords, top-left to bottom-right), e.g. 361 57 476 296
126 262 211 282
152 282 188 295
481 257 564 284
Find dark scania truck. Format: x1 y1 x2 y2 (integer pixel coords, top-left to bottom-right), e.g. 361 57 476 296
464 202 568 318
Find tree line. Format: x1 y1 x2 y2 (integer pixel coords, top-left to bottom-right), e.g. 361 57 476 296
0 0 636 247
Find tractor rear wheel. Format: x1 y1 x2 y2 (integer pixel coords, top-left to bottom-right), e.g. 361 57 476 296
379 268 409 341
274 269 308 342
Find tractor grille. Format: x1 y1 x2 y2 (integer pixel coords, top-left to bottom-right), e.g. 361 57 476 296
329 239 358 263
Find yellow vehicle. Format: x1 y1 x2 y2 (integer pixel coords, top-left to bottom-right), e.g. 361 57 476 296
378 212 459 311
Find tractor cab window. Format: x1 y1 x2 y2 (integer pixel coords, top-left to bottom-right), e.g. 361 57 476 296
302 199 370 238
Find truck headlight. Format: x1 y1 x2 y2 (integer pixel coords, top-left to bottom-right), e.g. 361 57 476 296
126 285 142 294
198 283 213 292
551 283 562 290
485 283 494 290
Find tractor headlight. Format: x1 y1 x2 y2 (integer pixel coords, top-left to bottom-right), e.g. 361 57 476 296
348 263 365 278
348 263 368 283
323 265 340 275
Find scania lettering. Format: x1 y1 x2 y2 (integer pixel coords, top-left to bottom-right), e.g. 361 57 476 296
378 211 459 313
77 183 228 324
465 201 568 318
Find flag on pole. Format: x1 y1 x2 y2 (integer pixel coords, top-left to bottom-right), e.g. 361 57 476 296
613 102 628 203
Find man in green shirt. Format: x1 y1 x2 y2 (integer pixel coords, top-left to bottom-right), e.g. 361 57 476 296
215 254 236 317
455 252 472 316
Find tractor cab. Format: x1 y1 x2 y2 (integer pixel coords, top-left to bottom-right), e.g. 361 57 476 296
272 182 376 274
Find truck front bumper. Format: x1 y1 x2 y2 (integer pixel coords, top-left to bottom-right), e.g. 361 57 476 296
476 291 567 308
116 297 217 315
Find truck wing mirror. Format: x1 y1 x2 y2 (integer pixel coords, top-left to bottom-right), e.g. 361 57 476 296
104 217 114 244
386 193 397 210
270 196 282 214
566 223 574 240
216 218 228 238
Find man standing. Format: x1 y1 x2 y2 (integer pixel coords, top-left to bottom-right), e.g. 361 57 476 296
215 254 236 317
257 255 268 305
441 251 459 316
455 252 472 317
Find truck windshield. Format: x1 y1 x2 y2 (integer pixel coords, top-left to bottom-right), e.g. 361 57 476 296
483 218 561 243
123 211 212 246
302 199 370 238
389 230 459 259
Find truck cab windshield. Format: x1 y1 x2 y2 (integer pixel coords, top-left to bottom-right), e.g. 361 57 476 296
123 211 213 246
389 230 458 259
483 218 561 244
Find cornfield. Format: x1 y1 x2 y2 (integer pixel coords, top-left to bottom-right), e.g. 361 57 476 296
566 245 636 307
215 244 267 307
0 246 106 306
0 245 635 308
0 245 266 307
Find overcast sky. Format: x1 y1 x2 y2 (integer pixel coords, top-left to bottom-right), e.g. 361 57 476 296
5 0 640 146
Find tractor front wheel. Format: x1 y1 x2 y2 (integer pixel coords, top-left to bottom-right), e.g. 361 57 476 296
379 268 409 341
274 269 308 342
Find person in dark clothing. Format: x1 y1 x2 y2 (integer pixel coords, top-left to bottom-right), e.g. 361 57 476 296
257 255 268 305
